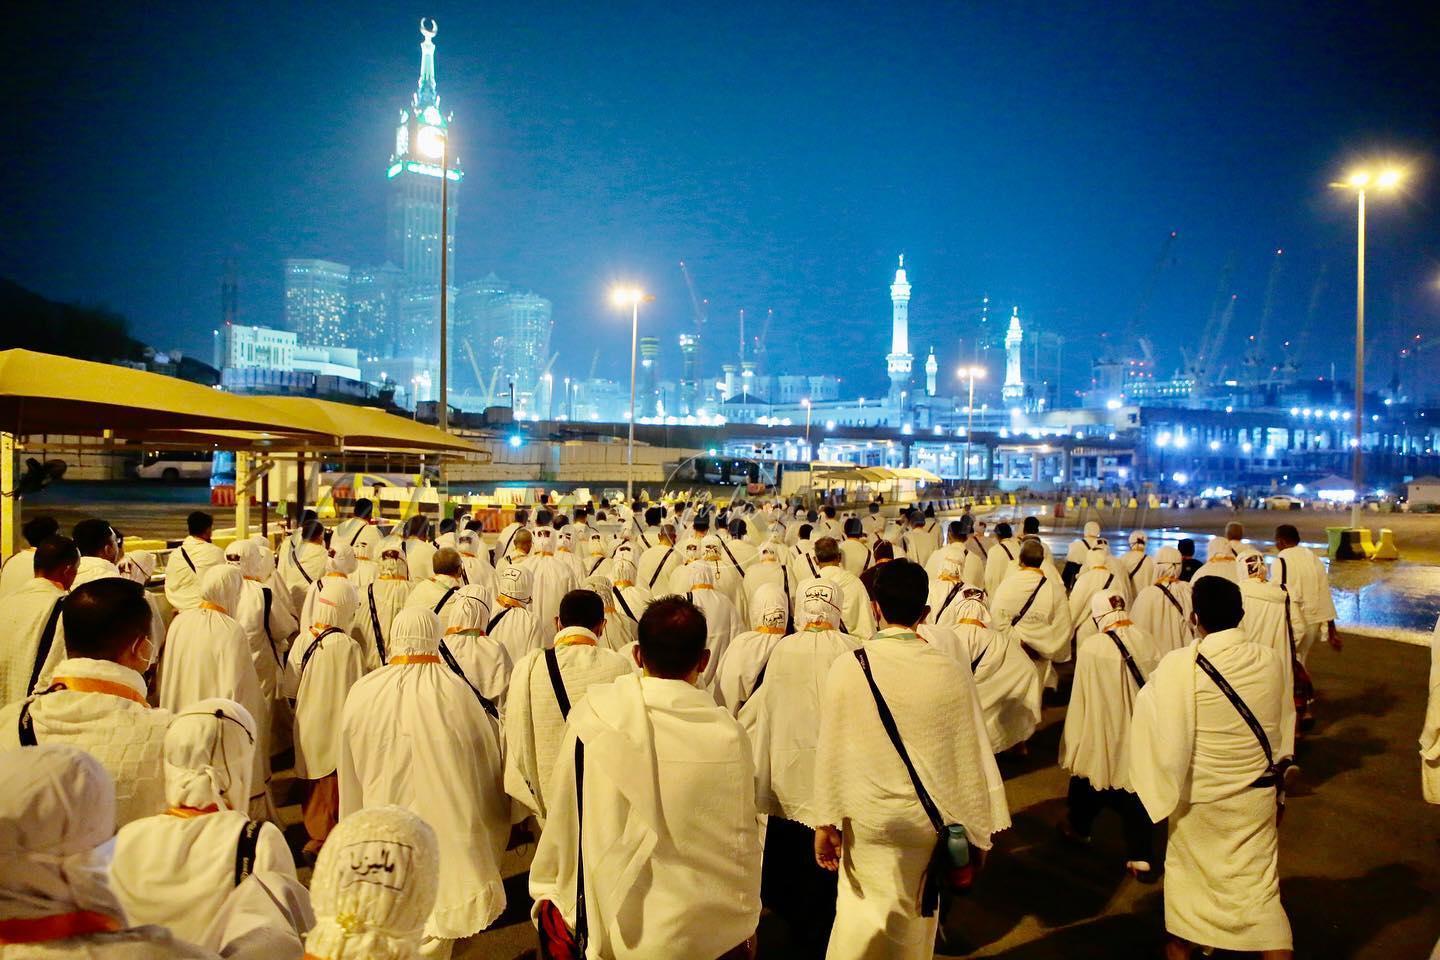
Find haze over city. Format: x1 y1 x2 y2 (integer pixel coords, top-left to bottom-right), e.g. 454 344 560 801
6 2 1439 399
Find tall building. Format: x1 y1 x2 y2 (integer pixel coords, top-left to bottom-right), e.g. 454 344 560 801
283 259 350 348
678 333 701 415
640 337 661 417
385 19 461 287
347 264 405 360
886 255 913 409
1003 306 1026 405
925 347 938 397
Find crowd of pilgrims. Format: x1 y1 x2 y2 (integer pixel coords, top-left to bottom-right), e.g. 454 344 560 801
0 496 1340 959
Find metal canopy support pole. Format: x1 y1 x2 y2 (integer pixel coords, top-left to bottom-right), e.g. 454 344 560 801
235 451 251 539
1 433 16 562
295 451 306 525
261 473 270 540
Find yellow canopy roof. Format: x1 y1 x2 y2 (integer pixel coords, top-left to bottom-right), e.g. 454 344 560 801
249 397 482 454
0 349 335 442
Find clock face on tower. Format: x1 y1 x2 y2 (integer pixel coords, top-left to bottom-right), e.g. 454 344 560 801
416 124 445 161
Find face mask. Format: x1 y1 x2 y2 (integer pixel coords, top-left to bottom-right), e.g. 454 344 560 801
134 636 157 668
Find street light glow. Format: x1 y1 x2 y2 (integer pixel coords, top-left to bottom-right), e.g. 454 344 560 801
955 365 986 379
1347 170 1371 188
1376 168 1403 189
610 286 645 307
416 124 446 159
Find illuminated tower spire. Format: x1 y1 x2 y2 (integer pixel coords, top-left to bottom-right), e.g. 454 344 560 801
416 18 439 109
887 254 913 409
925 347 938 397
1003 306 1025 405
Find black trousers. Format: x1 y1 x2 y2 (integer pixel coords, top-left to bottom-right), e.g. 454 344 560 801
1067 775 1156 864
760 816 836 960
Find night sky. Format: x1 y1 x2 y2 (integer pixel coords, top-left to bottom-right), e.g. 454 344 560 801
6 2 1439 400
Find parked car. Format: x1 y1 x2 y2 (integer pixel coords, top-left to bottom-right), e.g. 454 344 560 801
1265 494 1304 510
135 451 213 482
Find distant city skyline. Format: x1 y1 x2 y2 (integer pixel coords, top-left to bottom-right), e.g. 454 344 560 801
5 3 1439 402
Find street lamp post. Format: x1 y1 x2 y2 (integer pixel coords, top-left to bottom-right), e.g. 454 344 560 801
1332 166 1404 528
956 366 986 496
802 397 813 503
418 122 452 495
611 287 651 502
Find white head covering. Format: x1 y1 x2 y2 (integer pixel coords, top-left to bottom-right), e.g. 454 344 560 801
164 697 257 812
584 575 615 610
304 805 440 960
200 563 244 616
1128 530 1147 549
681 541 702 564
118 549 156 585
1085 546 1111 569
687 561 716 589
586 531 606 557
377 549 410 580
701 535 724 561
759 541 783 563
751 583 789 631
610 558 637 585
226 538 263 579
1084 521 1101 538
799 578 842 627
247 536 278 578
1090 591 1128 631
557 526 576 551
940 555 965 581
1155 546 1183 579
0 744 123 923
389 608 442 658
613 541 635 562
327 543 358 576
444 585 490 635
954 590 990 626
497 565 533 603
1207 536 1236 560
1239 547 1268 580
532 527 556 555
455 530 481 557
312 575 359 630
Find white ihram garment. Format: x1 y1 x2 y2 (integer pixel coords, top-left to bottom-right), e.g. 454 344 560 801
983 539 1020 596
440 587 513 705
1132 578 1195 654
523 554 578 645
814 630 1009 960
0 578 67 706
503 629 632 824
686 578 742 690
930 601 1042 753
712 584 790 715
528 674 763 960
990 568 1072 690
1128 629 1291 952
819 564 876 638
339 610 510 940
0 548 34 598
0 658 169 826
164 536 227 612
277 541 327 616
1239 578 1303 759
1422 615 1440 804
1059 620 1161 790
286 581 365 781
1275 546 1337 665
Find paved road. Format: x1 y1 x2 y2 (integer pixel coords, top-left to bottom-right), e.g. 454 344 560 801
397 632 1436 960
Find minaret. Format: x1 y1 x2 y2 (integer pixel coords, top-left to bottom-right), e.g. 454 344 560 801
886 255 913 409
1003 306 1025 405
924 347 938 397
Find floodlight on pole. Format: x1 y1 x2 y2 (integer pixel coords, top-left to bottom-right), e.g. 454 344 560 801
1330 163 1407 530
611 286 653 502
955 366 987 496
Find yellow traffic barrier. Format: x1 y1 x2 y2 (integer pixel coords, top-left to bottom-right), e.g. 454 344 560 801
1357 528 1379 558
1128 497 1139 508
1373 527 1400 561
1065 497 1075 510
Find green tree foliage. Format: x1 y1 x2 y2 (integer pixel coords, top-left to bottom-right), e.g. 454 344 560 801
0 279 146 361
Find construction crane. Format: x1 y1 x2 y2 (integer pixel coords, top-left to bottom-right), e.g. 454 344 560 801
678 261 708 335
1123 230 1178 348
754 308 773 368
1243 248 1285 386
461 339 487 392
1182 260 1236 385
587 347 600 381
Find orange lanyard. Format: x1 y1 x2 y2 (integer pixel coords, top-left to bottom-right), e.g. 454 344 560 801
0 911 121 945
390 654 441 664
50 676 148 706
166 804 219 818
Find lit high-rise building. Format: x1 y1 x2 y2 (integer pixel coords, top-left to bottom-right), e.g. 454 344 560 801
283 259 350 348
385 19 461 289
678 333 701 415
347 264 404 360
1003 306 1026 405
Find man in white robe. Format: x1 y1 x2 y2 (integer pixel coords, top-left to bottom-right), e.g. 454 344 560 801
1062 520 1108 590
287 576 365 856
925 555 969 628
406 547 467 623
713 583 790 715
1423 615 1440 803
636 522 680 594
1129 576 1293 958
356 548 410 670
813 559 1009 960
0 535 78 706
298 542 359 632
991 539 1073 690
0 578 169 826
278 519 328 616
983 521 1021 596
1191 535 1240 586
810 537 877 638
902 510 938 568
1068 546 1128 647
331 498 381 572
441 584 513 706
159 564 270 818
1274 522 1341 726
1060 592 1163 880
554 526 588 583
529 595 763 960
340 608 509 958
0 744 217 959
1132 546 1195 655
225 538 297 756
505 589 631 825
0 515 58 598
304 806 440 960
110 698 299 950
456 527 496 597
685 561 742 689
839 518 873 575
1238 550 1302 759
163 510 227 613
1120 530 1156 595
941 589 1042 753
744 540 793 616
70 518 124 588
603 558 650 652
739 582 859 958
523 528 579 645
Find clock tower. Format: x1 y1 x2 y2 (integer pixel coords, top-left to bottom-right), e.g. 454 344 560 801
385 19 462 284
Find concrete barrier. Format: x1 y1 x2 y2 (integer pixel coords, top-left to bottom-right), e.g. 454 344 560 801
1373 527 1400 561
1357 527 1379 558
1327 526 1368 561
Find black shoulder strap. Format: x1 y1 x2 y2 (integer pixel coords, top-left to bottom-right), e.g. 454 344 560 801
1103 572 1115 590
234 819 263 886
1010 577 1048 627
936 581 964 621
179 547 197 572
573 738 588 949
299 627 344 679
291 544 314 584
259 587 281 665
1105 630 1147 689
805 553 820 578
1000 542 1014 561
589 555 606 576
27 597 65 699
647 548 674 589
348 522 366 547
17 697 39 746
1157 582 1186 617
613 588 639 623
970 639 991 673
1278 557 1288 588
485 606 514 635
367 584 387 665
432 585 458 615
718 538 744 577
544 646 573 719
1195 651 1274 770
439 639 499 719
1128 555 1146 582
853 649 943 832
